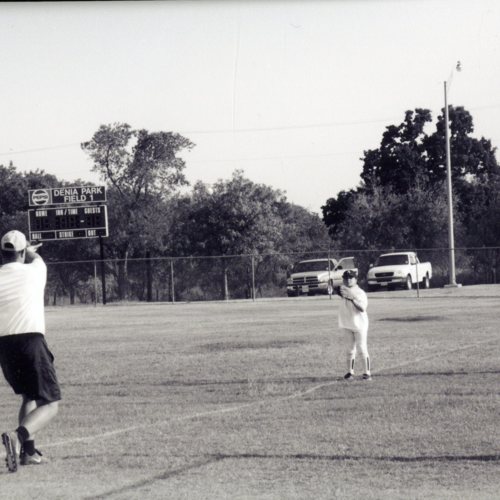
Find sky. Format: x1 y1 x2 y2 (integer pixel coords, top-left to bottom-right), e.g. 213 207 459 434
1 0 499 215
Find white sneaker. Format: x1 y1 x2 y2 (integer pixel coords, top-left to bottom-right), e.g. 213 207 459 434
20 449 43 466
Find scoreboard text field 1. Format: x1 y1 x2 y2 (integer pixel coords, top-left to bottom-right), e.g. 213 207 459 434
28 205 108 241
28 186 106 206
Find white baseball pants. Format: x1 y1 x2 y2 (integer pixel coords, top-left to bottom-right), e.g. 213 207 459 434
342 327 370 375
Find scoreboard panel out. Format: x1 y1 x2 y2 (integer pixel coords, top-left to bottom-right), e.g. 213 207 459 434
28 205 108 241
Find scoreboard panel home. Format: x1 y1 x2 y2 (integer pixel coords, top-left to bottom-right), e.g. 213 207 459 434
28 205 108 241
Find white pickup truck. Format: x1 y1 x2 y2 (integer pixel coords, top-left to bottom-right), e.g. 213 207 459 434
366 252 432 291
287 257 357 297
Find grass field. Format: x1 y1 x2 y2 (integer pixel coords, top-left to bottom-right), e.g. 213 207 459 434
0 285 499 499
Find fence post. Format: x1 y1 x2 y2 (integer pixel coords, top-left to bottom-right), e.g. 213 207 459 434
415 251 420 299
328 248 332 300
93 260 98 307
146 250 153 302
170 259 175 303
251 254 256 301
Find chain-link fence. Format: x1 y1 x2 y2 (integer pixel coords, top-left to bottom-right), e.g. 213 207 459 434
42 247 500 306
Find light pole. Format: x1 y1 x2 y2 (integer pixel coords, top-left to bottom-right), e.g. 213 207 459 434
443 61 462 288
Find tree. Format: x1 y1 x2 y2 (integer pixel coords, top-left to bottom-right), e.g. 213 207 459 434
0 164 59 224
0 163 26 219
424 106 498 183
81 123 194 299
255 203 331 296
458 174 500 282
328 182 460 281
171 171 287 299
0 164 82 256
0 166 101 303
360 109 433 193
81 123 193 200
359 106 498 196
324 106 499 252
321 189 356 239
330 183 451 251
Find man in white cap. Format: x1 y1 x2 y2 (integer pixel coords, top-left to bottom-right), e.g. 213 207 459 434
337 269 372 381
0 230 61 472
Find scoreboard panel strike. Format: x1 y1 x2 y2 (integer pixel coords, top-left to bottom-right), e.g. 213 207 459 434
28 205 108 241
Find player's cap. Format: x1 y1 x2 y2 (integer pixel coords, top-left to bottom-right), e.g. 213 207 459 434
1 230 27 252
342 269 358 279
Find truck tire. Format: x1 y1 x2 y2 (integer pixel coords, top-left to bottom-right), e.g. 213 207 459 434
404 275 412 290
367 284 378 292
422 273 430 289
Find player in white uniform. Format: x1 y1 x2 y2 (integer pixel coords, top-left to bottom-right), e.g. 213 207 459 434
337 269 371 381
0 230 61 472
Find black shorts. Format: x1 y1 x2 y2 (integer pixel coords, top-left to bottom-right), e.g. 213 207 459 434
0 333 61 403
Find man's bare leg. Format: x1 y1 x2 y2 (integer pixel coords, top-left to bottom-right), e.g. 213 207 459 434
19 399 58 439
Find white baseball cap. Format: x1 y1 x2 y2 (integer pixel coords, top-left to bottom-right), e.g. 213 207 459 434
1 230 27 252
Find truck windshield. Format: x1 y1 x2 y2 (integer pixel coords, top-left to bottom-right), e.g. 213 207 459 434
375 255 410 266
293 261 332 272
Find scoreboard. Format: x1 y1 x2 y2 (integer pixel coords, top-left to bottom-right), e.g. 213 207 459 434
28 205 108 241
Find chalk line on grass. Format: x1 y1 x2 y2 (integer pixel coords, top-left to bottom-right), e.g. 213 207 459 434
42 337 497 450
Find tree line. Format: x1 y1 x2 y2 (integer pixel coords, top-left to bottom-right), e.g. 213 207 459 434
0 123 330 302
1 106 499 303
321 106 500 285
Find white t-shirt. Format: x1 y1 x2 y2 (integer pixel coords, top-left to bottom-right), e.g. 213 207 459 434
338 285 369 332
0 257 47 336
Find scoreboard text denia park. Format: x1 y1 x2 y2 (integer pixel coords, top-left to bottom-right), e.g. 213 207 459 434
28 186 108 241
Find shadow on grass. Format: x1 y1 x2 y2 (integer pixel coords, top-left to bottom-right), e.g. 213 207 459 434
378 315 446 322
214 452 500 463
65 368 500 390
196 340 307 352
84 456 225 499
376 369 500 378
65 375 339 388
81 452 500 498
